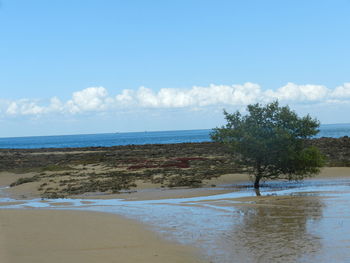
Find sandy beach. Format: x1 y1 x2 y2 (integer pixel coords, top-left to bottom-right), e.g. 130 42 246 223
1 167 349 263
0 209 206 263
0 140 349 263
1 168 350 263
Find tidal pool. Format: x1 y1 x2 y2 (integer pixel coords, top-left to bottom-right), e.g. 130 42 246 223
1 179 350 263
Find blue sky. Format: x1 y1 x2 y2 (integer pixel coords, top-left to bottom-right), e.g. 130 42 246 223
1 0 350 137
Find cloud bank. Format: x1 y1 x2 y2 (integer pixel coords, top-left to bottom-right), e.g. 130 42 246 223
2 82 350 117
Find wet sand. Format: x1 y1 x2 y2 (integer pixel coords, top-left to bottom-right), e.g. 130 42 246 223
1 167 350 263
2 176 350 263
0 209 205 263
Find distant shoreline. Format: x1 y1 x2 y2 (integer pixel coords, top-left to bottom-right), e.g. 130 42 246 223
0 123 350 149
1 123 350 139
0 128 212 140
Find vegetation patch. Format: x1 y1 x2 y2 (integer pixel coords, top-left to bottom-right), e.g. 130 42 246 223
168 175 202 188
2 137 349 198
10 176 40 187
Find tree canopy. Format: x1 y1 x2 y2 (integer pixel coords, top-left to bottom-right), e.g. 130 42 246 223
211 101 324 190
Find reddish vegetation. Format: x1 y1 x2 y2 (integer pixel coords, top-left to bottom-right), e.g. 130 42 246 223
175 157 206 162
127 161 159 170
127 157 207 170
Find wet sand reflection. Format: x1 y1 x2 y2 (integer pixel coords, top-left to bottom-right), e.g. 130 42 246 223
222 196 324 263
2 179 350 263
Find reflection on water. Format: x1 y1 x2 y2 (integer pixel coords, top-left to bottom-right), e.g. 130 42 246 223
228 197 323 263
1 179 350 263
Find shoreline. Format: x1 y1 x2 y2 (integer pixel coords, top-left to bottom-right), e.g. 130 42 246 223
0 167 350 202
1 169 350 263
1 167 349 201
1 138 349 200
0 140 349 262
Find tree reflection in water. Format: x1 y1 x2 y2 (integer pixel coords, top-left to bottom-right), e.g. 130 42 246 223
224 196 324 263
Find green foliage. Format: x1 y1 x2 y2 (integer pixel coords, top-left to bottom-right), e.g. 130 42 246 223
10 176 40 187
211 101 325 188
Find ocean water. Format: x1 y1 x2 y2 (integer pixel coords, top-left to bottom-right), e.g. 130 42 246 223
0 123 349 149
0 129 211 149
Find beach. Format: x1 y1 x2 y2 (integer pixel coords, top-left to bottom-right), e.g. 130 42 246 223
2 0 350 261
1 169 350 262
0 209 205 263
0 141 350 262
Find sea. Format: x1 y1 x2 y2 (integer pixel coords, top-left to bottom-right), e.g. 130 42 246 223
0 123 349 149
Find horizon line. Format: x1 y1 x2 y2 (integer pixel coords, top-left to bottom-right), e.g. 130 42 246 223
1 122 350 139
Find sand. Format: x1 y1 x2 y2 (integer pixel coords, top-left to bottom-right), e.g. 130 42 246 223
0 167 349 263
0 209 206 263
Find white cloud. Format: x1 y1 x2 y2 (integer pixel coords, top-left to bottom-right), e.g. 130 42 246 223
331 83 350 99
6 102 18 115
188 83 261 106
264 83 329 102
115 89 134 106
136 86 160 107
48 97 64 112
3 82 350 117
5 99 45 116
120 82 262 108
66 87 110 113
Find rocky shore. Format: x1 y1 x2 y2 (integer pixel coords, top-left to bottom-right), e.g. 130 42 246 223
0 137 349 198
308 136 350 166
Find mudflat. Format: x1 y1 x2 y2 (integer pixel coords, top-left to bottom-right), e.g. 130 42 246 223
1 139 349 200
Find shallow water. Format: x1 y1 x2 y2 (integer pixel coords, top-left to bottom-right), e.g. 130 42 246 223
1 179 350 263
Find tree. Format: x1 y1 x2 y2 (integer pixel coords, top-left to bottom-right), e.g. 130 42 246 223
211 101 324 191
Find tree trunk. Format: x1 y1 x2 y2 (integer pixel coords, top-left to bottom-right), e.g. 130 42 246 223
254 175 262 196
254 160 263 189
254 175 261 189
254 188 261 196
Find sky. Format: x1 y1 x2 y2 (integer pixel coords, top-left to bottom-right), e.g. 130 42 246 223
0 0 350 137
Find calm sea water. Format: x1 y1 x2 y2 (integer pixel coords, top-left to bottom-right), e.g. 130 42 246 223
0 123 349 149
